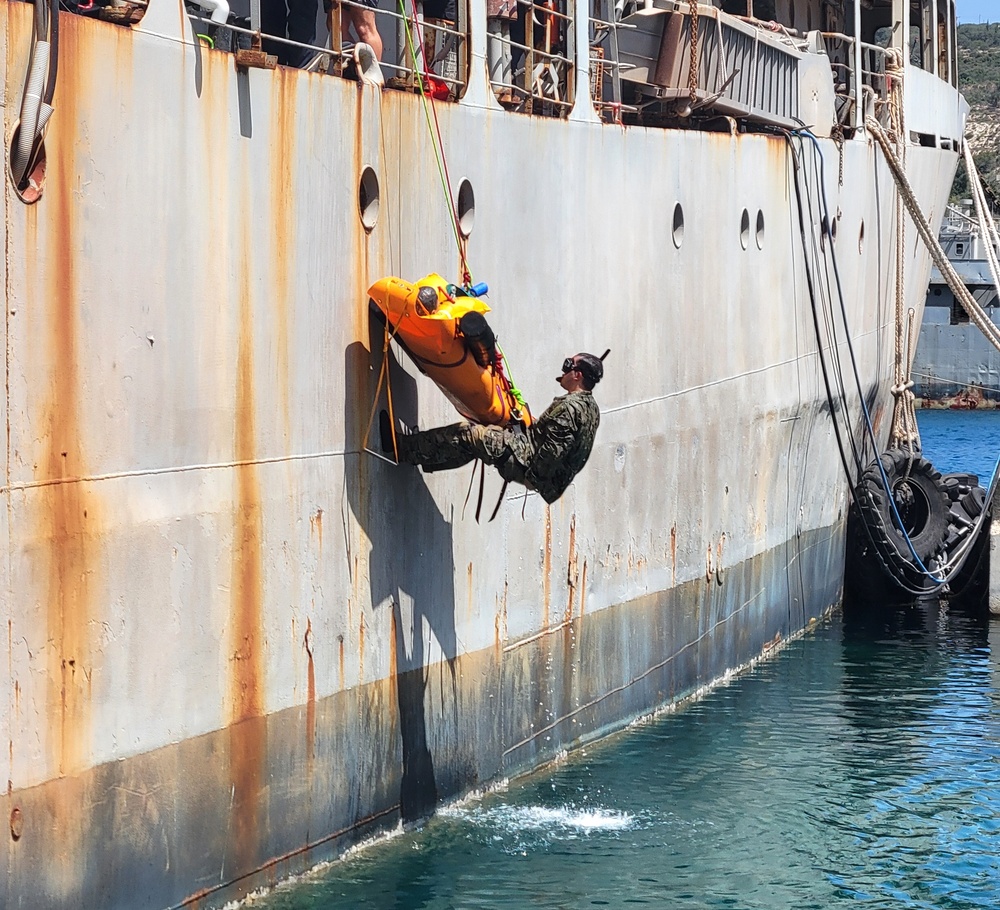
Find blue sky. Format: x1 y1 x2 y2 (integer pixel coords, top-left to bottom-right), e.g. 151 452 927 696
957 0 998 24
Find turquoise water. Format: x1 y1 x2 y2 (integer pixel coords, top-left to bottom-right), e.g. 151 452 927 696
254 412 1000 910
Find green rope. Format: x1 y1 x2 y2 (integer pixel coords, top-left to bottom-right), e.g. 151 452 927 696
397 0 467 271
497 344 527 410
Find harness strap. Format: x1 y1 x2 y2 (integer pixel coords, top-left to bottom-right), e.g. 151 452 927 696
489 479 509 522
474 459 486 523
362 320 400 462
461 460 478 520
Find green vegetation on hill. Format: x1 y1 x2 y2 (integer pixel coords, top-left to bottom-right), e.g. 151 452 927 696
959 23 1000 106
955 23 1000 200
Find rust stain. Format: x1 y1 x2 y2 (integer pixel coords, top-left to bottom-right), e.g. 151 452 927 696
309 507 324 552
466 562 474 619
495 579 508 649
338 635 345 690
542 507 551 627
350 87 369 347
269 73 296 446
229 235 265 724
359 613 366 682
228 227 265 879
670 525 677 587
304 619 316 776
39 30 98 777
389 607 398 717
579 559 588 618
565 515 577 622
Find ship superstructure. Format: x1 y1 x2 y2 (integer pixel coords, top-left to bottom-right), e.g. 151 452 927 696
0 1 966 907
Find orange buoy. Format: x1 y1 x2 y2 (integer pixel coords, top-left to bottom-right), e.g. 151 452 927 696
368 273 531 428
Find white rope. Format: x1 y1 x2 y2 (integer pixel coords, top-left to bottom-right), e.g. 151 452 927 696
964 141 1000 306
880 54 919 453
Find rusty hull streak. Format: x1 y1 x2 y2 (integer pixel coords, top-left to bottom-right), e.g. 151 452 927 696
670 525 677 587
41 16 99 781
305 618 316 778
542 506 551 627
229 227 266 877
565 515 577 623
269 71 296 448
359 612 365 682
230 234 265 722
309 507 324 552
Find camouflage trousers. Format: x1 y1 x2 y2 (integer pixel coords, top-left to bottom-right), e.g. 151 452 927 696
398 422 533 486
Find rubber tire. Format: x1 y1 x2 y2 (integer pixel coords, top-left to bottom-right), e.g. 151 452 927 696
857 450 950 565
941 472 979 503
961 486 987 520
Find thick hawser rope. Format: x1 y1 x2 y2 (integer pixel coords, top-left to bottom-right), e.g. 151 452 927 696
879 49 921 455
964 140 1000 311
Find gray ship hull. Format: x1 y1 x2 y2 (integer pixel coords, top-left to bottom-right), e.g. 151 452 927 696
0 1 962 906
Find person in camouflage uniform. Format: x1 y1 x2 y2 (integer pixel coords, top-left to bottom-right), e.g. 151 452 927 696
384 352 604 504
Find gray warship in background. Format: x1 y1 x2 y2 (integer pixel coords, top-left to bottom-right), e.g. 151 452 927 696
0 0 973 907
914 201 1000 408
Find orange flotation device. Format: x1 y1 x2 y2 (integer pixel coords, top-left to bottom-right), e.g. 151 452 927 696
368 273 531 428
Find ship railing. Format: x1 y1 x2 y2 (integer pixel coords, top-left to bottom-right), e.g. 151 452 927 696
186 1 470 93
478 0 576 114
187 0 574 115
588 3 641 121
350 0 576 112
820 32 889 131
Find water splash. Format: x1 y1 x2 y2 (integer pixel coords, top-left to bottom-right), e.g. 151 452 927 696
440 803 635 838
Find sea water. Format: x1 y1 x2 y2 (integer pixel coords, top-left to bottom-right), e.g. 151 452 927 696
252 410 1000 910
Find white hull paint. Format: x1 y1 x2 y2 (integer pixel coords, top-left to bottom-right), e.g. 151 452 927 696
0 1 963 906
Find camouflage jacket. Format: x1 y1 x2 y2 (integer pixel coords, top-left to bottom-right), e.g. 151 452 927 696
522 390 600 503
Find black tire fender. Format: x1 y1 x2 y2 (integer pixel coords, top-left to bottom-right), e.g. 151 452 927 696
961 486 987 520
856 450 950 565
940 472 979 503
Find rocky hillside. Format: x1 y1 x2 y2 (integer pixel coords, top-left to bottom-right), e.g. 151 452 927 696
956 23 1000 199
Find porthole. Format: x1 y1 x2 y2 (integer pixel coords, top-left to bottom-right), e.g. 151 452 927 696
831 216 838 243
740 209 750 251
858 220 865 255
755 209 765 250
8 122 46 205
358 166 380 232
456 179 475 238
672 203 685 249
